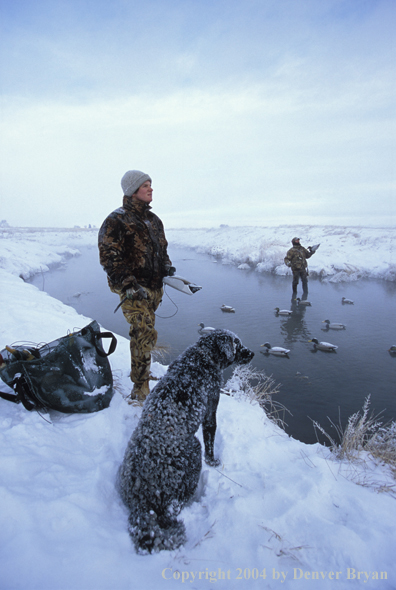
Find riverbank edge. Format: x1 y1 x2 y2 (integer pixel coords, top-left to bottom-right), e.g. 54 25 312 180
1 225 395 283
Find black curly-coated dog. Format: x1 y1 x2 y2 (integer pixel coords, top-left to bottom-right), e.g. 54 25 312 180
117 329 254 554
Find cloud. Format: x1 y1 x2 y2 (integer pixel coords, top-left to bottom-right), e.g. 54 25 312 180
0 0 395 228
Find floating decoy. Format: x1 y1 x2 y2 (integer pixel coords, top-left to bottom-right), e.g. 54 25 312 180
308 338 338 352
342 297 354 304
198 322 216 334
274 308 292 316
322 319 346 330
388 345 396 354
295 298 312 306
220 304 235 313
260 342 290 356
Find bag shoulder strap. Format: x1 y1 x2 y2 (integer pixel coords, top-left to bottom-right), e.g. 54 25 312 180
94 331 118 357
0 374 42 411
79 323 117 358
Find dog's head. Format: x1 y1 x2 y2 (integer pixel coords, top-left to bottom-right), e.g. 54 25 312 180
199 329 254 369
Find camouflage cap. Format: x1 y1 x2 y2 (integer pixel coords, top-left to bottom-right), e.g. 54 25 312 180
291 237 300 245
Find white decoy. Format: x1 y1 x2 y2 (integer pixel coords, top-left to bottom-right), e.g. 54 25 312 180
220 304 235 313
274 307 292 316
322 319 346 330
342 297 354 304
295 298 312 306
309 338 338 352
260 342 290 356
198 322 216 334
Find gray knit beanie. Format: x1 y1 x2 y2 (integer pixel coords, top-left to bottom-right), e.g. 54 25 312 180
121 170 152 197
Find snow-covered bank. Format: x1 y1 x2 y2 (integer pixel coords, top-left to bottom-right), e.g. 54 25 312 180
166 226 396 283
1 225 395 282
1 229 396 590
0 228 98 279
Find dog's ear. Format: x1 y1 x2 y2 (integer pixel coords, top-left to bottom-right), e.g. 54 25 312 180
215 332 236 366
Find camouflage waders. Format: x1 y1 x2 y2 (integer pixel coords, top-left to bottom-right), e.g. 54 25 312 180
292 269 308 293
115 287 163 393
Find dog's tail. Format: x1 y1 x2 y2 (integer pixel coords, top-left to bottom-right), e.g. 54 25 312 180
128 509 186 554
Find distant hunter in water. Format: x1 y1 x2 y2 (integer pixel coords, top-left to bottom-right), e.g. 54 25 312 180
284 237 319 295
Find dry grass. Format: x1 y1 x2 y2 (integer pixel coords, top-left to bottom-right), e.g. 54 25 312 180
312 395 396 479
258 525 310 563
224 364 290 430
151 343 171 362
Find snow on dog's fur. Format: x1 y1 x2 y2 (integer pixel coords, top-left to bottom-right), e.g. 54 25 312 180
117 329 254 554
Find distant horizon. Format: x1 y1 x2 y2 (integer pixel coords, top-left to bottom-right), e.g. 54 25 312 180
1 222 396 232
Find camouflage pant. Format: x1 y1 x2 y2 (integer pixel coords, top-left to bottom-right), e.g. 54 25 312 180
292 268 308 292
115 287 163 387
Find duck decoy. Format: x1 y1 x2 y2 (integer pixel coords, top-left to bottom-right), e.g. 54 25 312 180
198 322 216 334
220 304 235 313
295 298 312 306
309 338 338 352
260 342 290 356
274 308 292 316
388 345 396 354
342 297 354 304
322 319 346 330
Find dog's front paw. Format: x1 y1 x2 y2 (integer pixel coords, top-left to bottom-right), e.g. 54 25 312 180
204 455 221 467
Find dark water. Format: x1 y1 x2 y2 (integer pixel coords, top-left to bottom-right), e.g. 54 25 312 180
29 245 396 445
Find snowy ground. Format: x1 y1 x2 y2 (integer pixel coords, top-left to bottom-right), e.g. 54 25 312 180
0 227 396 590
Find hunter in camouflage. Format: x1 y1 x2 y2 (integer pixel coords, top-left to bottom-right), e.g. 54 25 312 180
284 237 315 294
98 170 174 401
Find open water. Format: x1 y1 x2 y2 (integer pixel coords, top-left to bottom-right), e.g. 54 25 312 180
29 244 396 445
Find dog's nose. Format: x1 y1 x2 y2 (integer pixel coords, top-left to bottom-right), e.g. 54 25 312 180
241 348 254 361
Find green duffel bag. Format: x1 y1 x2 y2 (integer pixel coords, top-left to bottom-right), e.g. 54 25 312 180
0 320 117 414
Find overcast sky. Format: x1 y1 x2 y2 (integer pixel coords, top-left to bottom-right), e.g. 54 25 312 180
0 0 395 229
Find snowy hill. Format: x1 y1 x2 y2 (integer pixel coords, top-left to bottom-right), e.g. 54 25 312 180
0 228 395 590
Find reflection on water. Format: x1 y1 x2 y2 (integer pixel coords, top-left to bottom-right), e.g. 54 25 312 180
29 245 396 445
280 299 313 345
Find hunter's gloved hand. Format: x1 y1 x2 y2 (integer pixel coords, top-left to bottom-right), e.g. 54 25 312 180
125 285 148 301
164 265 176 277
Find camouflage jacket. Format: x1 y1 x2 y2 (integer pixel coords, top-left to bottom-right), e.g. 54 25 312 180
284 244 312 271
98 196 172 292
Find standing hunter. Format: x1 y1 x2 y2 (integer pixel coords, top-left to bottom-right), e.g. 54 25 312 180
98 170 175 402
284 237 319 295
